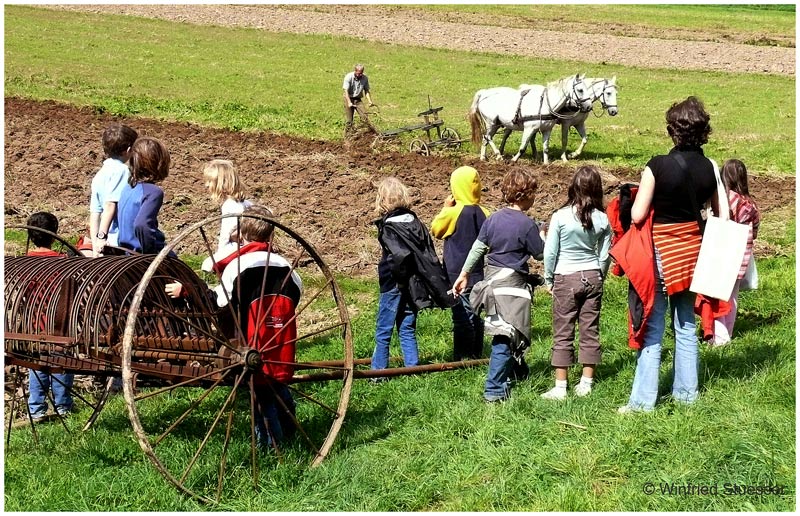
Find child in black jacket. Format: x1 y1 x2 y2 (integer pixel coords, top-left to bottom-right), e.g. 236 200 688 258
372 177 453 378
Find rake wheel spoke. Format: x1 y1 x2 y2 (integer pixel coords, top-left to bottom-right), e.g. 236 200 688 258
134 362 241 402
153 368 234 446
179 369 246 485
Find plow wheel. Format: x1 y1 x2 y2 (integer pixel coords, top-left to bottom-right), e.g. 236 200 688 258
409 138 430 156
121 214 354 504
440 127 461 149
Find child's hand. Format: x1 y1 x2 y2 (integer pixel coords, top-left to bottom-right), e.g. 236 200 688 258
92 236 106 257
444 195 456 208
165 282 184 299
452 273 468 296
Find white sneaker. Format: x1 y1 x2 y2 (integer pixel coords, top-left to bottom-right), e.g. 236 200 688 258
574 383 592 397
540 387 567 401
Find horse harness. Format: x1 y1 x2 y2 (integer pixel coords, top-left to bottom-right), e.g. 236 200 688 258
511 81 589 125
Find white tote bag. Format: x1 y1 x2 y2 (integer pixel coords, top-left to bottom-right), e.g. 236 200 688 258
689 216 749 300
690 159 749 300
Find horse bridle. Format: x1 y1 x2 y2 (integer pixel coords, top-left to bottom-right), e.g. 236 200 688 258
591 79 618 113
561 79 593 116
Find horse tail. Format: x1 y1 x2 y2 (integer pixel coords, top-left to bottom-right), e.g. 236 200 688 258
469 90 486 147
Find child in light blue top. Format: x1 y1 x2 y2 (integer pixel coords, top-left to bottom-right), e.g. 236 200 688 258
89 123 138 255
541 165 611 400
543 195 611 288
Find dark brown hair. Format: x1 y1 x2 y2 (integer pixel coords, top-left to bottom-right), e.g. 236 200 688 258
563 165 605 230
102 123 138 160
500 169 538 204
128 137 170 186
722 158 755 204
666 96 712 148
27 211 59 248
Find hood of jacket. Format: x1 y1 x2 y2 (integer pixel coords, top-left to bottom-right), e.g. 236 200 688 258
430 166 490 239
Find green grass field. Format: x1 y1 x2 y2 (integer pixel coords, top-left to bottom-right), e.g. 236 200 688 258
3 5 795 174
3 248 795 511
3 4 796 512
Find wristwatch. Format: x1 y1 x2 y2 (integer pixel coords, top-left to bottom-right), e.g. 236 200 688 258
96 231 107 239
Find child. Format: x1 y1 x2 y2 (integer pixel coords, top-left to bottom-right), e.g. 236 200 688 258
372 177 453 379
117 136 171 254
89 123 138 256
25 211 74 422
541 165 611 400
431 165 490 361
165 205 301 448
453 170 545 402
712 159 761 346
202 159 253 255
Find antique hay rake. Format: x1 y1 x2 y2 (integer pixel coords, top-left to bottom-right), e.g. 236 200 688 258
4 214 487 504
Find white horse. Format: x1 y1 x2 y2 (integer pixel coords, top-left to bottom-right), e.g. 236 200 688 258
469 74 593 163
557 76 618 161
498 76 619 162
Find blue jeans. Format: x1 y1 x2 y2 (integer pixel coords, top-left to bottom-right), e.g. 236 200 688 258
484 335 513 400
254 383 296 448
28 370 74 417
452 292 484 360
628 264 699 410
372 287 418 369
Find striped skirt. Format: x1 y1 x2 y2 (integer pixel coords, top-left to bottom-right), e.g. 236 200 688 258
652 221 702 295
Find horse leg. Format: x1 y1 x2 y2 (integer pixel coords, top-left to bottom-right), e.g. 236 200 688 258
481 132 501 161
560 122 571 162
498 128 512 156
541 127 554 164
485 124 503 160
511 125 535 162
569 123 588 159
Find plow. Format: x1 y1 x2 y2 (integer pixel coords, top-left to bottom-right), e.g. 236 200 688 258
4 214 487 504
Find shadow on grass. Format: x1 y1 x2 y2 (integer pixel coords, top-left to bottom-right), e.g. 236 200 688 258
729 309 784 335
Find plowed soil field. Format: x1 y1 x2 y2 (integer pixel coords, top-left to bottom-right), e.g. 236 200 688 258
4 98 794 274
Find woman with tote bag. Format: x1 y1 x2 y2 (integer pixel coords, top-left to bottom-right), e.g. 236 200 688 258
615 96 721 414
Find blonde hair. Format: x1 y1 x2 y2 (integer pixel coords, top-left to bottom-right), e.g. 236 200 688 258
203 159 246 203
375 177 411 215
239 204 274 243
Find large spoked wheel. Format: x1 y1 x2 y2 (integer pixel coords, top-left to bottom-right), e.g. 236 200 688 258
440 127 461 149
121 214 354 504
409 138 430 156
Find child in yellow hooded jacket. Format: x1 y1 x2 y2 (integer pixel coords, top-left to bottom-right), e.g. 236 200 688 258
431 166 491 360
